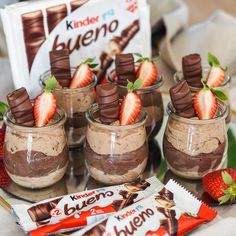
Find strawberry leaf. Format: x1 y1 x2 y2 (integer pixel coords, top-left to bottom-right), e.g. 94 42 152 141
133 52 143 58
88 63 98 69
208 52 220 67
201 79 210 90
44 76 58 93
218 194 230 205
0 102 8 120
222 171 233 185
127 80 134 92
83 57 95 64
136 58 144 63
211 89 228 101
133 78 142 90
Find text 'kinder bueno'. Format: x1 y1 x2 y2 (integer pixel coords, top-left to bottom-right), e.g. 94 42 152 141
66 16 100 30
65 190 114 216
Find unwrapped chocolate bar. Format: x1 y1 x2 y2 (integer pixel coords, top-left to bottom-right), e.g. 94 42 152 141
12 177 161 235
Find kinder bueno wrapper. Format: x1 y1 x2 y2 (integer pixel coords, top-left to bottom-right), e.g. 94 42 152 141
1 0 151 97
75 180 217 236
12 177 161 235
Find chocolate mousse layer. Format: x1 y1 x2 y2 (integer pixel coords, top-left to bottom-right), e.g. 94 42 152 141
137 90 164 139
163 137 226 175
84 140 148 175
4 146 68 177
65 112 87 129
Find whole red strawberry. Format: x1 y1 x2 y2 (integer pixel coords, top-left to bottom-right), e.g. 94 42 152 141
134 53 158 87
70 58 98 89
206 52 227 88
203 168 236 204
34 76 57 127
120 78 142 125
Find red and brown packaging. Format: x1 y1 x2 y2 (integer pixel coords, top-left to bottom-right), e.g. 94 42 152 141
12 177 161 235
74 179 217 236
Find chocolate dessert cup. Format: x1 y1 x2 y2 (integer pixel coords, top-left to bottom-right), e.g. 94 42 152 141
3 108 68 188
40 69 97 148
84 104 148 184
107 70 164 139
163 101 228 179
174 66 232 123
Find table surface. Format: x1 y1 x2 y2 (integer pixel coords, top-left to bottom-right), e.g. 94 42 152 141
1 115 236 235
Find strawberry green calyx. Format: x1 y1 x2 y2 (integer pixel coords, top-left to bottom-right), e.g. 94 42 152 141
127 78 142 92
44 76 58 93
201 79 228 101
0 102 8 120
218 171 236 204
82 57 98 69
208 52 227 71
133 52 160 63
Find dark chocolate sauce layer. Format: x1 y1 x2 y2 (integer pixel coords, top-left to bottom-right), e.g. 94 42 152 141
4 146 68 177
84 141 148 175
163 137 225 174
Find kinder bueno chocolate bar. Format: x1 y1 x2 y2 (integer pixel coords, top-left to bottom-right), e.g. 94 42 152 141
75 180 217 236
12 177 161 235
1 0 151 97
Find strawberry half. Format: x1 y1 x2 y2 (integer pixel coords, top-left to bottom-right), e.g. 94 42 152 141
206 52 227 88
120 79 142 125
193 83 217 120
70 58 98 89
34 76 57 127
134 53 158 87
203 168 236 204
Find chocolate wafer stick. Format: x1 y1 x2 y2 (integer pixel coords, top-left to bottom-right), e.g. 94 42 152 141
71 0 89 12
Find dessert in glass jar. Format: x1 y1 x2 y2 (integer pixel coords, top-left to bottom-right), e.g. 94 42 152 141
41 49 97 148
163 79 228 179
84 81 148 184
174 53 231 123
4 77 68 188
107 53 164 139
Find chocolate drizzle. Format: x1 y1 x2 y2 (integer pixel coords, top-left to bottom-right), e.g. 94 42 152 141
7 87 35 127
50 49 71 87
182 54 202 88
115 53 136 86
71 0 89 12
46 4 67 33
96 84 119 124
169 80 195 118
22 10 46 71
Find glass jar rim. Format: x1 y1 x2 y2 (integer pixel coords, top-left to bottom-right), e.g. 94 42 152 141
167 101 228 124
4 107 67 132
107 69 164 91
86 103 147 130
173 66 231 92
40 67 97 93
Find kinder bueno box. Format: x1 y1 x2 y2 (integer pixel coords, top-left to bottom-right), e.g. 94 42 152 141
1 0 151 97
12 177 161 235
75 180 217 236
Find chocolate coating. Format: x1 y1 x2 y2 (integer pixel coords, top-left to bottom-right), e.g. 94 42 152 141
7 87 35 127
46 4 67 33
115 54 136 86
50 49 71 87
71 0 89 12
22 10 46 71
169 80 195 118
182 54 202 88
96 84 119 124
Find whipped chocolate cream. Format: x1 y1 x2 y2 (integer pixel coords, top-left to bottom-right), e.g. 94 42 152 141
169 80 195 118
7 87 35 127
182 54 202 88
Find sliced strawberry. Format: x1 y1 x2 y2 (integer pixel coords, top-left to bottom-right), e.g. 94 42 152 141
134 53 158 87
203 168 236 204
0 129 5 160
34 76 57 127
120 92 141 125
0 161 10 187
206 52 227 88
207 67 225 88
193 87 217 120
70 58 98 89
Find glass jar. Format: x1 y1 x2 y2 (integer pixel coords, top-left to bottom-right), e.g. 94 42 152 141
84 104 148 185
107 70 164 139
3 108 69 189
40 69 97 148
163 101 228 179
174 66 232 123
